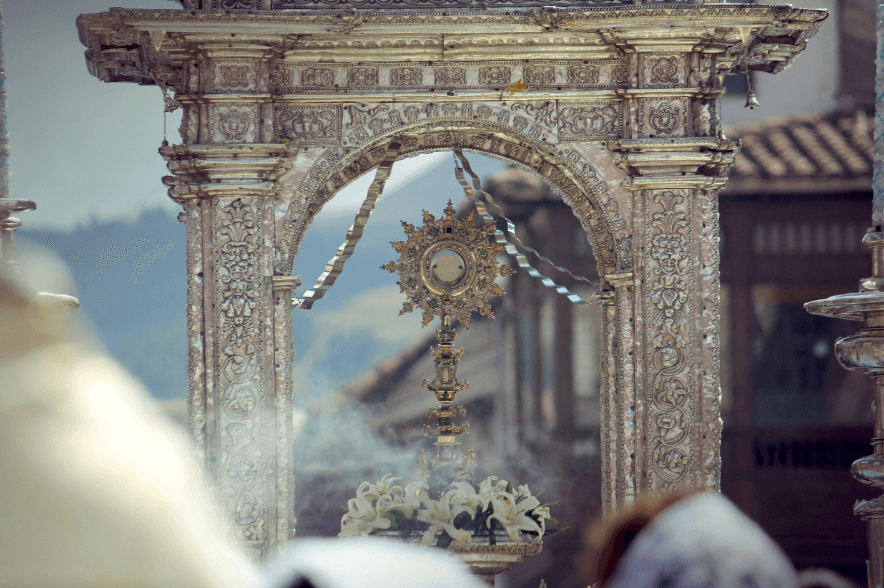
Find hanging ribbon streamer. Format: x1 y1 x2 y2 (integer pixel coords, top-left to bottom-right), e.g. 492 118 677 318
295 140 595 309
296 140 402 309
452 148 596 304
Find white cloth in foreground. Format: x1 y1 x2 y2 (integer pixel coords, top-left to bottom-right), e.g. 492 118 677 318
605 493 799 588
0 251 258 588
264 539 487 588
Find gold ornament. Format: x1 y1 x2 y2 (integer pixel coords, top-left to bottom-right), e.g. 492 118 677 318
381 200 512 328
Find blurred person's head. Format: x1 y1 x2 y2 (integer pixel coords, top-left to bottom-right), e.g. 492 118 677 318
263 539 488 588
0 244 257 588
582 492 798 588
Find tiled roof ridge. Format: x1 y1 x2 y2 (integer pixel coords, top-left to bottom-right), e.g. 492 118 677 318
726 104 874 190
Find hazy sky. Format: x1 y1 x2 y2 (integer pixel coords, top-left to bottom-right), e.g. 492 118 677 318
5 0 178 230
3 1 471 230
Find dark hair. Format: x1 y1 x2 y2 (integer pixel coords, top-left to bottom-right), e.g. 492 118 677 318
580 492 695 587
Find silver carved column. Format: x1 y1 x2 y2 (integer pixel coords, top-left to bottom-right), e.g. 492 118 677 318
162 144 297 562
805 3 884 585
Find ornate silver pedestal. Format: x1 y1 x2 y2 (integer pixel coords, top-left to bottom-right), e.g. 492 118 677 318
806 233 884 585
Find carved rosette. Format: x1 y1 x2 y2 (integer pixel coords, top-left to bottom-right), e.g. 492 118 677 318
214 197 267 559
642 54 685 88
212 59 258 93
645 190 693 490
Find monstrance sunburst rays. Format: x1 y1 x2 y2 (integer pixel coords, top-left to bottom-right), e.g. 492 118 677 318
381 200 512 328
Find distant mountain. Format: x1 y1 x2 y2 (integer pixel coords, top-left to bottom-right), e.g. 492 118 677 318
17 152 505 402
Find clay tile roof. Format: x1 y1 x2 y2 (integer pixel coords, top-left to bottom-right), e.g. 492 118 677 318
725 106 874 195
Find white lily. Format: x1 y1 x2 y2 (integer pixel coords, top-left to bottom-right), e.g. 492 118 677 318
339 496 392 538
416 489 472 548
388 476 429 519
448 481 487 520
487 490 542 542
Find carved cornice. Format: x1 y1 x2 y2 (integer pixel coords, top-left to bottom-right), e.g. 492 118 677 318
610 137 740 177
160 143 297 202
78 5 827 88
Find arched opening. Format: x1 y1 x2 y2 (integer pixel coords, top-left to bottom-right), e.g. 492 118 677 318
285 140 612 587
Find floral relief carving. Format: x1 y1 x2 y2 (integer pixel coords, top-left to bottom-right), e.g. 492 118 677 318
213 60 256 93
270 64 290 87
479 66 511 86
567 64 599 84
348 67 379 86
645 55 683 87
390 67 423 86
275 106 341 145
558 103 621 140
435 66 466 85
524 65 555 85
302 67 335 87
647 190 692 488
215 197 266 548
346 104 389 129
220 64 249 87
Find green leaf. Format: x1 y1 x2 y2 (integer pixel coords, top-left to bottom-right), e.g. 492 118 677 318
505 481 514 494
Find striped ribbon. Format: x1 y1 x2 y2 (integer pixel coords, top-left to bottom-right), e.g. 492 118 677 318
452 149 595 304
296 140 402 309
295 141 595 308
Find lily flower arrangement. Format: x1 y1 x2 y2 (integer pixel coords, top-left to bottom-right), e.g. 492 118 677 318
340 474 555 549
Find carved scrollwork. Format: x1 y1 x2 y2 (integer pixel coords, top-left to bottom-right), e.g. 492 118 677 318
346 104 389 129
640 99 686 138
510 101 557 127
647 190 692 487
212 105 257 143
216 197 266 549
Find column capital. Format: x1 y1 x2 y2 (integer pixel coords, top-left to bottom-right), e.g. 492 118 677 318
609 137 740 178
160 143 296 203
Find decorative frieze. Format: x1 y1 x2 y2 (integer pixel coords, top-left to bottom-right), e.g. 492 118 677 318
269 61 627 92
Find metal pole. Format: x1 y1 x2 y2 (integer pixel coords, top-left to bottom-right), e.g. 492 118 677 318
0 0 11 199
